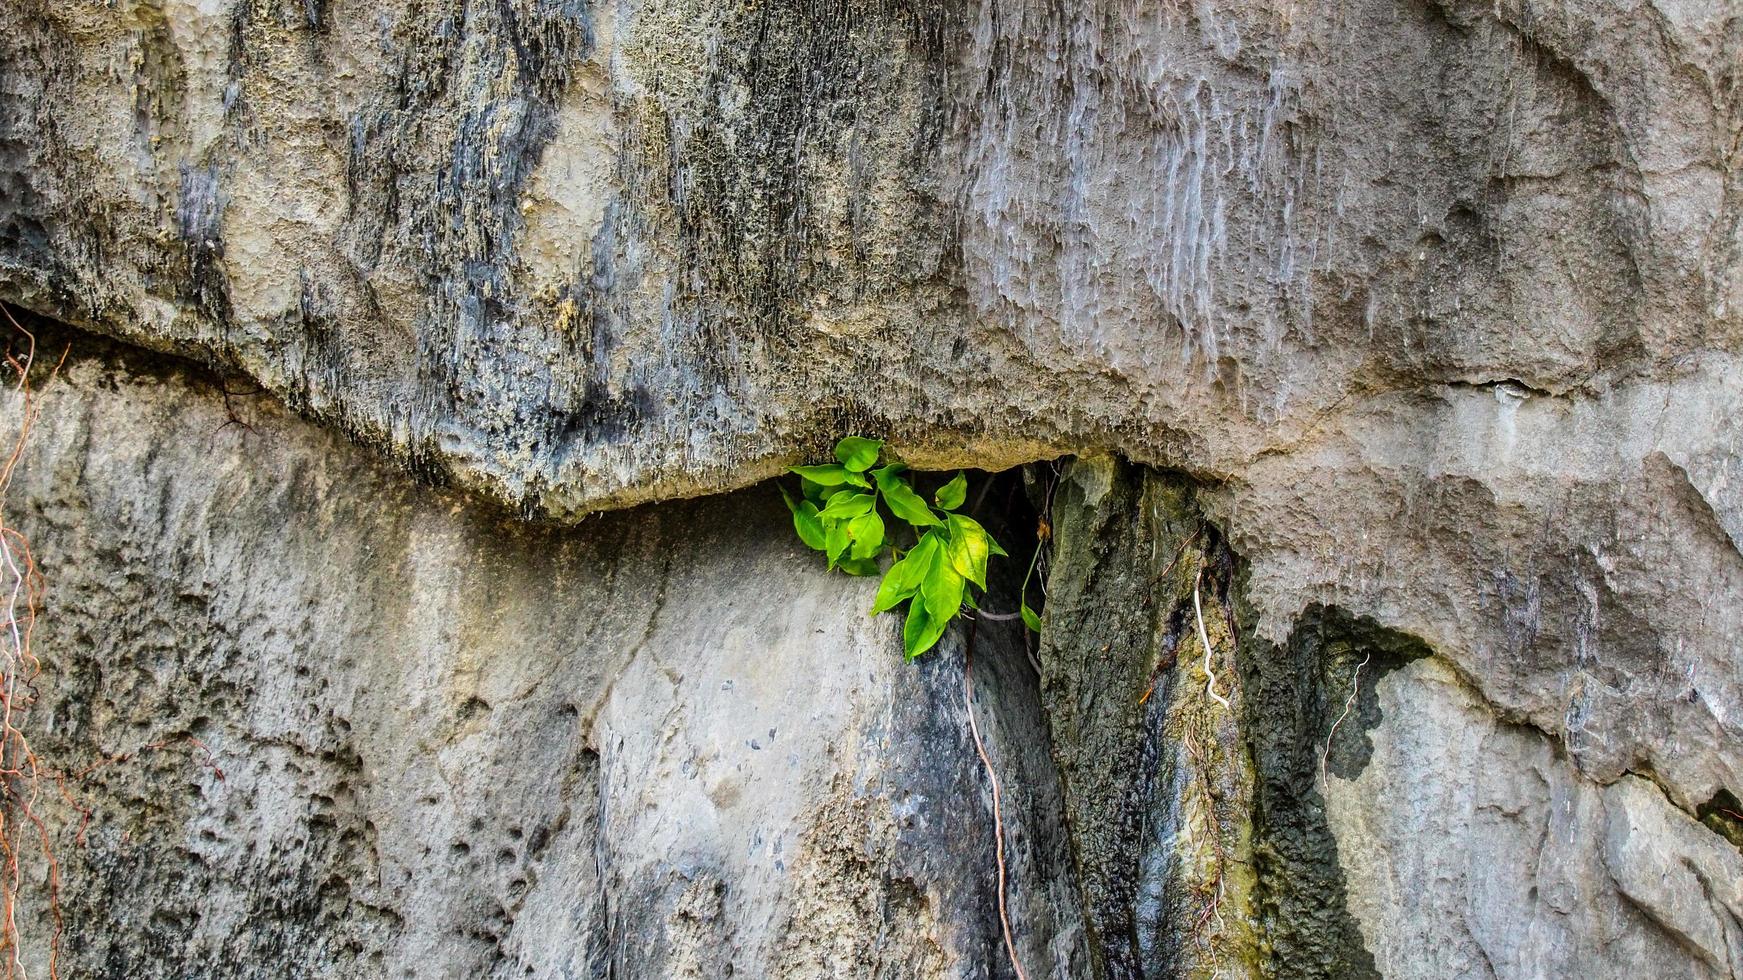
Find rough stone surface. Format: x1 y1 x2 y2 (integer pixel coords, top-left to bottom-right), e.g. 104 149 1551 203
1327 657 1743 979
5 340 1084 978
0 0 1740 976
2 0 1737 511
1035 459 1743 979
1034 459 1257 979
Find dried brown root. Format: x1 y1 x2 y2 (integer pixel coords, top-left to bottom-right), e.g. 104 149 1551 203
962 618 1029 980
0 306 67 980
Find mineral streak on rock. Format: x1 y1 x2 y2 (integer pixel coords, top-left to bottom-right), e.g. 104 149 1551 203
5 0 1735 515
0 0 1740 976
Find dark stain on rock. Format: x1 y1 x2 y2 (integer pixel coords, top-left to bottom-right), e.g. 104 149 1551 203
176 164 235 330
1033 459 1203 979
1237 602 1432 980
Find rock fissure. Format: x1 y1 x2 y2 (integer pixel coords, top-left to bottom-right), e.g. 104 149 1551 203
0 287 1729 978
0 0 1740 972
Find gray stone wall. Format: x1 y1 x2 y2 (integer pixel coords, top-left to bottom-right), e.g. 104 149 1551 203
0 0 1739 975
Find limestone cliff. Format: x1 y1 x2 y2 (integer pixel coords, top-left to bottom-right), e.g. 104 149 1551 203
0 0 1739 976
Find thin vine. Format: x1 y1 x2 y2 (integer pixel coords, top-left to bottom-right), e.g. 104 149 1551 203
0 309 66 980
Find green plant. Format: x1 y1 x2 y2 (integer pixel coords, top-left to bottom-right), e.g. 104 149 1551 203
785 437 1044 979
782 437 1016 659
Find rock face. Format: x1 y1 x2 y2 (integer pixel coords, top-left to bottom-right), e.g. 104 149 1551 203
1329 657 1743 979
0 0 1740 976
4 0 1737 514
10 339 1084 978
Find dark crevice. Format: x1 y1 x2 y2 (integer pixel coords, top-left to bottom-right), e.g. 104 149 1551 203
1441 376 1563 400
1696 789 1743 853
903 463 1090 977
0 302 461 492
1027 458 1407 980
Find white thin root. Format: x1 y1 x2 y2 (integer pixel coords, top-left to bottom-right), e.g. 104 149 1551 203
1194 571 1231 710
1319 651 1372 790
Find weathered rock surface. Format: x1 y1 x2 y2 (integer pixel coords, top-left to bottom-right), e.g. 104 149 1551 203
0 0 1739 976
1 342 1740 978
1040 461 1743 979
2 0 1736 512
8 339 1083 978
1328 657 1743 979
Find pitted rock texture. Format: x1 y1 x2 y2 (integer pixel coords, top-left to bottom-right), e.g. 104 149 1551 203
4 341 1084 978
1 0 1742 976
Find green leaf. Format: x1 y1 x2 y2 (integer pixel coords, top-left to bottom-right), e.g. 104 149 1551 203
825 519 851 570
872 569 915 615
874 466 942 527
935 472 968 510
790 464 871 488
945 514 992 589
780 487 827 551
921 545 965 623
872 534 937 614
848 511 885 560
838 557 881 577
1021 602 1042 632
819 492 876 520
902 602 930 658
834 437 883 473
887 530 957 658
903 600 950 660
989 536 1010 557
792 502 827 551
